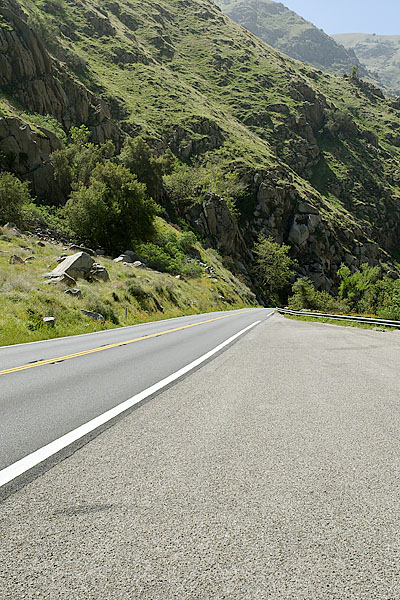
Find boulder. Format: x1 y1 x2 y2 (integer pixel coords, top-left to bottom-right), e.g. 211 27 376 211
46 251 94 280
64 288 82 299
9 255 24 264
114 253 133 263
44 273 76 287
81 309 105 322
89 264 110 282
3 223 22 237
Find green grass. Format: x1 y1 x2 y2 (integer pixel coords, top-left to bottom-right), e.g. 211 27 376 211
0 223 257 346
283 314 396 332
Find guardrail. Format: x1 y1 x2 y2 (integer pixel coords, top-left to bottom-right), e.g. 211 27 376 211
276 307 400 328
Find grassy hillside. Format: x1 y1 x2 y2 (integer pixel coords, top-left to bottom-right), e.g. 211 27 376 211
1 0 400 304
0 221 255 345
333 33 400 96
214 0 365 77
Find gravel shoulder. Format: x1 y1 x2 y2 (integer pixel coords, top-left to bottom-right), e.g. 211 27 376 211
2 314 400 599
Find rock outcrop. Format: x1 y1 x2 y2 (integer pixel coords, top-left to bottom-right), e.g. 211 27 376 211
45 251 94 280
0 116 62 199
187 193 250 265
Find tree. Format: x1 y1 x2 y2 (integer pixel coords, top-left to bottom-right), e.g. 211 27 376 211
0 172 32 225
350 65 359 79
64 162 158 253
119 136 174 200
51 125 115 199
252 236 294 303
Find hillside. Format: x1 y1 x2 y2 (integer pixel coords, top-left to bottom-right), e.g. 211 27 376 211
1 0 400 304
333 33 400 97
214 0 367 77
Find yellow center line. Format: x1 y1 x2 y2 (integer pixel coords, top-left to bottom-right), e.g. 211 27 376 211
0 312 245 376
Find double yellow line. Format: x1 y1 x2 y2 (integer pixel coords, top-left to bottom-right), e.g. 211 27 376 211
0 312 242 377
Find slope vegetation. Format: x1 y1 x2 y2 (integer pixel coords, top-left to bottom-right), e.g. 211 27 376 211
0 0 400 297
333 34 400 96
214 0 367 77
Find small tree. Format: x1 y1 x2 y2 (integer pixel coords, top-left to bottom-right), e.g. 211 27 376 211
252 236 294 303
119 137 175 200
51 125 115 199
350 65 359 79
0 172 32 225
64 162 158 253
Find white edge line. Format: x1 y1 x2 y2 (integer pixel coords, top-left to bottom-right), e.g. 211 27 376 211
0 320 261 489
0 307 261 350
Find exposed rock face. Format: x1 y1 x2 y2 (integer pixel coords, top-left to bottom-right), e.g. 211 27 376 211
187 193 249 262
0 116 61 198
0 6 121 141
166 118 225 160
246 173 391 291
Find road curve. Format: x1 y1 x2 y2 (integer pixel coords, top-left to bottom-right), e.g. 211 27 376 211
0 307 270 491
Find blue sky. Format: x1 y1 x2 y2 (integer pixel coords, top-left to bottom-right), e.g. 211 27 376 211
280 0 399 35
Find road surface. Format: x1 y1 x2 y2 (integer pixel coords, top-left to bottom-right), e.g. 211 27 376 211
0 308 270 492
1 312 400 598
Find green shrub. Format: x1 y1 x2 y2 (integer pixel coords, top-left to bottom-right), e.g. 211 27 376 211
85 294 119 324
51 126 115 197
288 278 349 313
20 203 71 235
119 136 174 200
0 172 32 225
137 230 202 277
163 160 245 218
252 236 294 303
64 162 158 253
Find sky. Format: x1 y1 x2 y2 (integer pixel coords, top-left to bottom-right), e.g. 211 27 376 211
279 0 399 35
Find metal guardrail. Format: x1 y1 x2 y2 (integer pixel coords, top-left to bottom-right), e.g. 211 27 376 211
276 308 400 328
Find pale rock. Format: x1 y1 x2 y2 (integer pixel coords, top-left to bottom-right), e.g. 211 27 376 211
44 273 76 288
46 251 94 280
43 316 55 327
89 264 110 282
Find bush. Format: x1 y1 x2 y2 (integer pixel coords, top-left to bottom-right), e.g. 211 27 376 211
51 126 115 197
163 160 245 218
252 236 294 303
288 278 349 313
0 172 32 225
85 294 119 324
20 203 71 235
64 162 158 254
119 136 175 200
137 230 202 277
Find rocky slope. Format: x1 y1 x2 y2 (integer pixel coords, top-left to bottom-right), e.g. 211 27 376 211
214 0 367 77
333 34 400 97
1 0 400 294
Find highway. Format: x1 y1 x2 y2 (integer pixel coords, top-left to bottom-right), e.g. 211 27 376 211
2 311 400 598
0 308 270 494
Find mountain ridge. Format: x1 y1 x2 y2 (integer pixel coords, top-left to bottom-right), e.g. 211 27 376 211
332 33 400 96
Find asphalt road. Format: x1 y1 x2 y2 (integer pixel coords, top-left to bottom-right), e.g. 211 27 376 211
2 313 400 598
0 308 270 483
